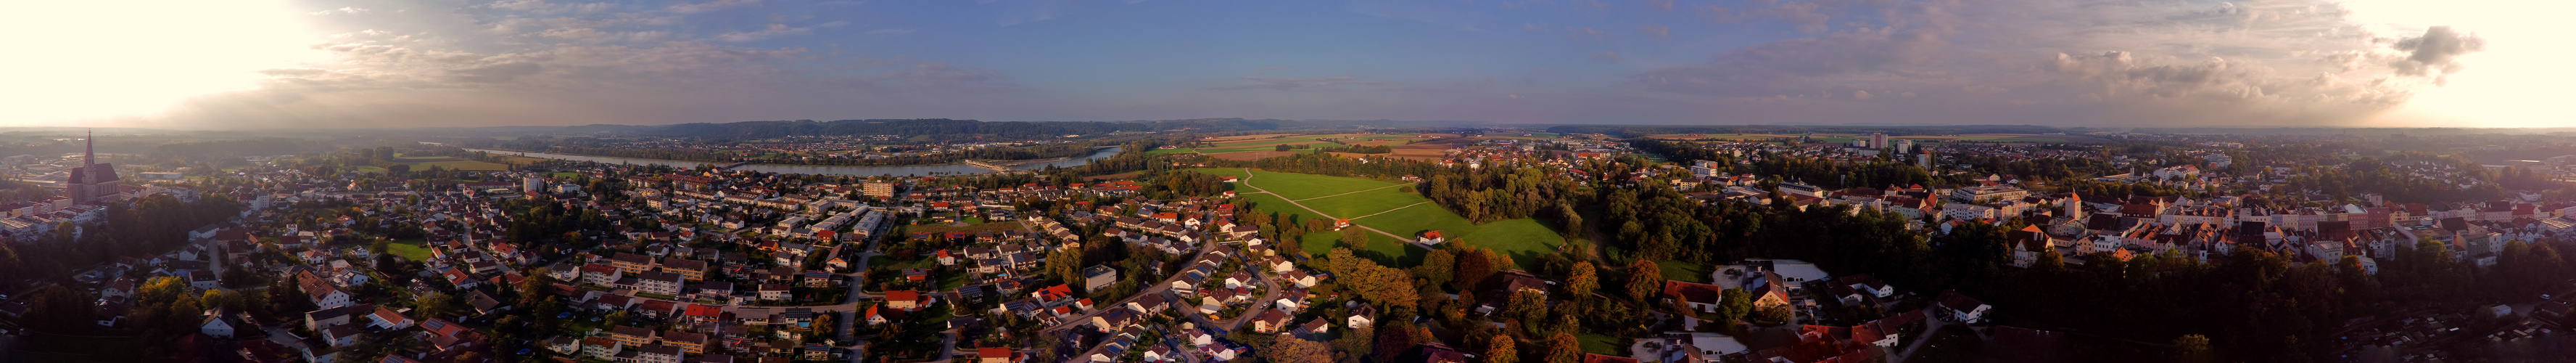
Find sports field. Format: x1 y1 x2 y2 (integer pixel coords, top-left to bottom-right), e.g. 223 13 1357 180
1196 168 1561 266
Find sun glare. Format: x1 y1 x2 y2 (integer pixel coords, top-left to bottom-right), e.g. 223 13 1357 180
0 0 322 126
2340 0 2575 128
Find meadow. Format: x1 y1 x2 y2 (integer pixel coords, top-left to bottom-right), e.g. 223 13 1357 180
1194 168 1562 267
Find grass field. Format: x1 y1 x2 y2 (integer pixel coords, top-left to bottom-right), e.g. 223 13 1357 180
1659 259 1710 283
389 239 434 261
1197 168 1561 266
1577 333 1626 356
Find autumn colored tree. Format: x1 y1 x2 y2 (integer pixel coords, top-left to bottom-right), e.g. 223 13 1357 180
1565 262 1598 298
1267 338 1334 363
1627 259 1665 301
1484 335 1518 363
1374 320 1423 362
1456 249 1495 290
1545 333 1582 363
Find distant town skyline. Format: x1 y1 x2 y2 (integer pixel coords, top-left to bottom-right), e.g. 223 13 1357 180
4 0 2562 129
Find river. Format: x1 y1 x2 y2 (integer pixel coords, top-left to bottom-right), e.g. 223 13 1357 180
460 147 1122 176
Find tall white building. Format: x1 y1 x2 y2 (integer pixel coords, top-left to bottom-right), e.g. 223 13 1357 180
524 176 544 192
1870 134 1889 150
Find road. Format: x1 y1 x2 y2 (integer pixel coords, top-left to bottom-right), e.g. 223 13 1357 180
1886 309 1952 363
1039 235 1223 333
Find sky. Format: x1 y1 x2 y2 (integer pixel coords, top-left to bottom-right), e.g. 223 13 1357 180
0 0 2560 129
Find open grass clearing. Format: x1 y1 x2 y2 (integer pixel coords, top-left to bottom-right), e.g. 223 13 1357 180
1658 259 1711 283
1204 168 1560 267
389 238 434 261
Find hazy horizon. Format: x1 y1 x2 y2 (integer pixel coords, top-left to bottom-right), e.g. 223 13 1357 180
7 0 2565 129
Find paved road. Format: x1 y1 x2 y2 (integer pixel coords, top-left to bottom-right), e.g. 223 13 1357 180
1886 309 1952 363
1039 234 1222 333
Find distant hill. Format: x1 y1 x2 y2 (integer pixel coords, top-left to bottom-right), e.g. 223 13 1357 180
508 118 1505 139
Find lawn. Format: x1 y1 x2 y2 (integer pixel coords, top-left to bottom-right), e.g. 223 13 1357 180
388 239 434 261
1576 333 1627 356
1203 168 1561 267
1658 259 1710 283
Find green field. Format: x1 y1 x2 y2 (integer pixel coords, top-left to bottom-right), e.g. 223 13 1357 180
389 239 434 261
1658 259 1710 283
1577 333 1626 356
1197 168 1561 267
1149 135 1366 155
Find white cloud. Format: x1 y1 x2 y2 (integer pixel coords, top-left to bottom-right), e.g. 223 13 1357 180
717 24 813 42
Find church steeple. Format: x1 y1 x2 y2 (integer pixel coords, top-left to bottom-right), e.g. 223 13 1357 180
84 129 95 167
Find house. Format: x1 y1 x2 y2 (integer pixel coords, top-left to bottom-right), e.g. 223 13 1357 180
200 310 240 338
304 304 366 331
367 306 416 330
976 347 1020 363
1346 303 1378 329
321 325 363 347
886 290 925 311
637 343 685 363
759 284 792 301
1417 230 1446 245
1252 309 1292 333
1933 290 1991 323
1659 280 1727 313
1082 265 1118 292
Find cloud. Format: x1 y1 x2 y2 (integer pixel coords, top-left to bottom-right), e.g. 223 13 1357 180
1640 24 1669 39
717 24 813 42
1593 51 1623 62
1209 76 1390 91
865 28 917 36
1624 0 2482 126
307 7 368 15
2390 26 2484 78
1644 0 1674 12
669 0 759 14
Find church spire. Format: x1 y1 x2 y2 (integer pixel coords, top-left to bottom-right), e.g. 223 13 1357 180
84 129 95 167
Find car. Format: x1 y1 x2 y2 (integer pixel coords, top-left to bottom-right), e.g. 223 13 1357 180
517 348 533 356
590 317 602 322
557 312 573 319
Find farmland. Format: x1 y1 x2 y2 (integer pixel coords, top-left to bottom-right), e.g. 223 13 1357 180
1192 168 1561 267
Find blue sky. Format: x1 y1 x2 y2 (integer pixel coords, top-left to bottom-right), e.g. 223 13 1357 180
13 0 2532 129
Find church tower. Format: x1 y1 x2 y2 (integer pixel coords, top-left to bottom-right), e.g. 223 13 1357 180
67 131 119 203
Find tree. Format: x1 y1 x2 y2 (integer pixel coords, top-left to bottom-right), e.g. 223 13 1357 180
200 290 244 312
1717 288 1754 325
1415 249 1456 287
1275 144 1294 152
2169 334 2213 363
1627 259 1665 301
1545 333 1582 363
1565 262 1598 298
1508 290 1548 334
1484 335 1518 363
1333 327 1376 362
1342 227 1370 250
1266 338 1333 363
417 292 463 318
1456 249 1495 290
1374 321 1424 362
1045 249 1083 291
